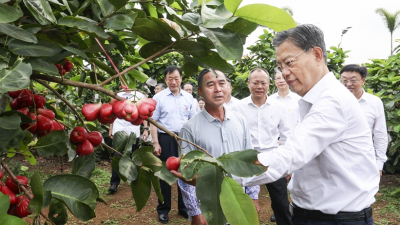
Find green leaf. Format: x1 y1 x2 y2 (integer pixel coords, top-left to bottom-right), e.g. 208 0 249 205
234 4 296 32
48 198 68 225
223 17 257 35
72 153 95 178
0 214 27 225
150 172 164 203
108 0 127 8
217 150 265 177
61 0 72 15
29 171 44 216
224 0 242 14
128 69 149 83
62 46 88 59
174 14 200 32
0 23 38 44
104 11 136 30
201 4 232 28
112 131 129 152
182 57 199 77
139 42 166 59
0 3 23 23
131 26 172 45
58 16 110 39
0 59 31 95
220 177 259 225
132 146 162 172
0 114 27 154
191 52 235 73
174 40 209 57
23 149 37 165
144 2 158 18
85 43 117 53
0 111 32 125
8 39 63 57
43 174 99 221
23 0 57 24
200 27 243 60
111 156 127 182
95 0 114 16
25 58 59 76
119 156 138 183
196 163 226 225
150 17 181 40
0 193 10 214
154 162 177 185
73 0 91 16
124 132 137 155
130 168 151 211
35 130 69 157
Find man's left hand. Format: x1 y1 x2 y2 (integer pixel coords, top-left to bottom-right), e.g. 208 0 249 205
142 130 148 141
170 170 197 186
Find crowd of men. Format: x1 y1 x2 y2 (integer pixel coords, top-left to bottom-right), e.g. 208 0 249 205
107 24 387 225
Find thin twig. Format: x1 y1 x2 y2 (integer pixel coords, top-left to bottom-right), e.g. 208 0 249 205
93 63 98 84
100 143 123 157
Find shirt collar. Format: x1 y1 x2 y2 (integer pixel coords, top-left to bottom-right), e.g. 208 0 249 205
166 87 182 96
245 95 270 107
302 72 335 105
201 106 230 123
359 89 368 102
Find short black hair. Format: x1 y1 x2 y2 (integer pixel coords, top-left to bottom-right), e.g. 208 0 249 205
198 97 205 102
197 69 227 89
164 66 182 77
340 64 368 78
155 83 166 89
249 68 269 80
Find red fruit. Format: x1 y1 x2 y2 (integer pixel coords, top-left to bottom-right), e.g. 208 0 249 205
121 102 139 122
62 69 66 75
121 85 128 90
33 95 46 108
10 98 20 110
136 98 157 119
99 103 116 124
109 98 118 105
82 103 102 121
112 100 127 119
2 185 17 204
37 115 52 132
55 64 61 69
17 89 33 108
0 180 4 187
65 58 69 63
131 118 144 126
59 123 65 130
76 140 94 156
0 169 3 179
15 195 31 218
87 131 103 147
37 108 55 120
51 120 62 131
70 126 88 145
166 157 180 171
7 205 16 216
63 62 73 72
97 115 116 125
17 107 29 115
8 90 24 99
5 176 28 194
26 112 37 133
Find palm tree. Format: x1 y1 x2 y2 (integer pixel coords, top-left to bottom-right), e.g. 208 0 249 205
375 8 400 55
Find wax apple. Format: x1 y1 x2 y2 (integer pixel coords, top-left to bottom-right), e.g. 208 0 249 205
166 157 180 171
87 131 103 147
70 126 88 145
82 103 102 121
76 140 94 156
136 98 157 119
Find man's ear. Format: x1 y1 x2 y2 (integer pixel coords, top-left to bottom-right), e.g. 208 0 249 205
312 47 324 63
197 87 202 97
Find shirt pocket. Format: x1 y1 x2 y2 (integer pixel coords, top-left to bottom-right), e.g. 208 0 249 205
180 102 191 119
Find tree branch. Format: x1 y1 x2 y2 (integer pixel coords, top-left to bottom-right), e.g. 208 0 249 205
100 143 123 157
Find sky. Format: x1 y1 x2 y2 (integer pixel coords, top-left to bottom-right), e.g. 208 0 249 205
240 0 400 65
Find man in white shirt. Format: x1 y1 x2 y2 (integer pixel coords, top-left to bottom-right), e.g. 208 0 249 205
340 64 388 177
223 79 239 109
242 24 378 225
232 68 292 225
108 90 149 193
155 83 166 94
183 83 200 113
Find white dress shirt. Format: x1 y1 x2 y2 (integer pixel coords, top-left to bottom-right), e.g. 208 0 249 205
112 91 145 137
270 91 301 133
232 95 290 152
192 98 200 113
223 96 239 109
242 72 380 214
359 90 388 170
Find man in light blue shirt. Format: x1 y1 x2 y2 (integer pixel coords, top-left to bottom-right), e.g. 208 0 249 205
150 66 196 224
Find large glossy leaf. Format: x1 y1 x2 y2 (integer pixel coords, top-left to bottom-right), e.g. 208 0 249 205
144 2 157 18
25 58 58 76
132 146 162 172
104 11 136 30
0 23 37 44
0 114 27 154
234 4 296 32
150 172 164 203
0 59 31 95
200 27 243 60
154 162 177 185
182 57 199 77
48 198 68 225
201 4 232 28
174 14 200 32
119 156 138 183
150 17 181 40
73 0 91 16
0 214 26 225
72 153 95 178
128 69 149 83
0 3 23 23
220 177 259 225
139 42 166 59
23 0 57 23
85 43 117 53
196 163 226 225
124 132 137 155
174 40 209 58
95 0 114 16
43 174 99 221
108 0 127 8
130 168 151 211
112 131 129 153
29 171 44 216
62 46 88 59
223 18 257 35
8 39 63 57
0 193 9 214
58 16 110 39
217 150 265 177
190 52 235 73
35 130 69 157
224 0 242 14
111 156 127 182
131 26 172 45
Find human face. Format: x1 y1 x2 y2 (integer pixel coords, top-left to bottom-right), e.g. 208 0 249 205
198 100 205 110
154 85 163 94
248 71 270 99
274 72 288 91
276 41 321 97
164 70 182 93
197 71 229 109
340 71 365 99
183 84 193 94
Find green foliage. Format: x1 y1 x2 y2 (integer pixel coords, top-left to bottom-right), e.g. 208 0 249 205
29 172 45 217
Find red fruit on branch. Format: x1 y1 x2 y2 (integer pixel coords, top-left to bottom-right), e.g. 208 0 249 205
37 108 55 120
51 120 62 131
121 102 139 122
64 62 73 72
109 98 118 105
17 107 29 115
76 140 94 156
0 169 3 179
7 205 16 216
112 100 127 119
15 195 31 218
55 64 61 69
5 176 28 194
82 103 102 121
136 98 157 119
2 186 17 204
166 157 180 171
62 69 66 75
10 98 20 110
8 90 24 98
99 103 116 124
70 126 88 145
17 89 33 108
37 115 52 132
87 131 103 147
27 112 37 133
131 118 144 126
33 95 46 108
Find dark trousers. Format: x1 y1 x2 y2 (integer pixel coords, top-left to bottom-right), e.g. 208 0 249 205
110 138 140 186
292 215 374 225
266 177 292 225
156 133 187 215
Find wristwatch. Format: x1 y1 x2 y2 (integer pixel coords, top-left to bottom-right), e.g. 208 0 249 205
144 127 150 130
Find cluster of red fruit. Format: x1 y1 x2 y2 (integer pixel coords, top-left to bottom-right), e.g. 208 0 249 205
9 89 65 137
0 170 31 218
69 127 103 156
81 98 157 126
55 58 73 76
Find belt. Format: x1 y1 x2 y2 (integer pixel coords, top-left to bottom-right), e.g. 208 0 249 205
159 132 179 136
292 204 372 222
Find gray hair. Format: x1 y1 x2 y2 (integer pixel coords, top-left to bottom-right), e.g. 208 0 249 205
272 24 327 64
248 68 269 80
155 83 166 89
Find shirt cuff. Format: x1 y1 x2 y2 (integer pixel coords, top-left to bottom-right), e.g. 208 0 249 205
258 152 272 166
376 160 384 170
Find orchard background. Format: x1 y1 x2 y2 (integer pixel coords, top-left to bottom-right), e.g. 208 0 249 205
0 0 399 224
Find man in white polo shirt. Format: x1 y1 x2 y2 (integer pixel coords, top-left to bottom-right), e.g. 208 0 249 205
223 79 240 109
183 82 200 113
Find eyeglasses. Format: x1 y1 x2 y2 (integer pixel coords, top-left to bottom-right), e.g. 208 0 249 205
275 49 307 73
341 78 362 85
